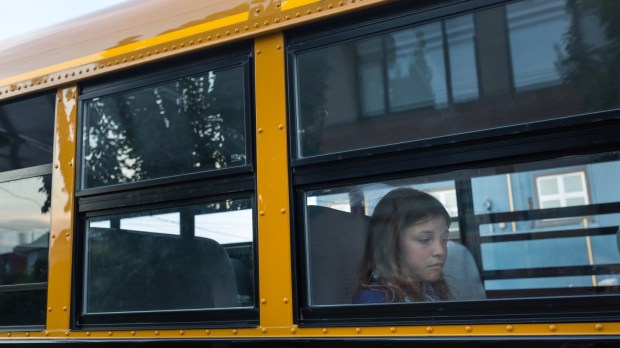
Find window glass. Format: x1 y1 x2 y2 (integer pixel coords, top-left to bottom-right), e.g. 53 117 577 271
84 197 254 313
293 0 620 158
0 94 55 171
82 65 247 189
0 175 50 325
304 151 620 306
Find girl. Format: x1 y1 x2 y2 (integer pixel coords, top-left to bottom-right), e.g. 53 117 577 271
354 187 451 303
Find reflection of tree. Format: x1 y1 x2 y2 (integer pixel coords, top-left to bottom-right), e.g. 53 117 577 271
558 0 620 111
84 67 246 187
39 174 51 214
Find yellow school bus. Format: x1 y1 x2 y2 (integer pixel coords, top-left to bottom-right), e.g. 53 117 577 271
1 0 619 346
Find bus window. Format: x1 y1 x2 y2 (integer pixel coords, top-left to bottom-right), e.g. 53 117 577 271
291 0 620 158
83 198 254 313
0 92 54 327
75 45 257 327
303 150 620 308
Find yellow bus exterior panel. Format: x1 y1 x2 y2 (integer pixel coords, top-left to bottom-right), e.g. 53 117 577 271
255 32 294 329
46 86 78 331
0 0 389 102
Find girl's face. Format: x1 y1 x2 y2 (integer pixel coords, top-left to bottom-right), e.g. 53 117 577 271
399 215 449 283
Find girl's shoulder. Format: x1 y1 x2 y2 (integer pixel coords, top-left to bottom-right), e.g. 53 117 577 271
353 288 387 304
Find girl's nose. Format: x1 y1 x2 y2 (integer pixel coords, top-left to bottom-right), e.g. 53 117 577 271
432 240 446 257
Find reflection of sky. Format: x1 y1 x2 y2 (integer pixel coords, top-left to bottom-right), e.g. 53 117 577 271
90 209 253 245
0 177 49 253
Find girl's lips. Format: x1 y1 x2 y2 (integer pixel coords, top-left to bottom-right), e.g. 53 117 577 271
429 263 444 268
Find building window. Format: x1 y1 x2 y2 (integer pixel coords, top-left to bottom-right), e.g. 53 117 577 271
536 171 589 209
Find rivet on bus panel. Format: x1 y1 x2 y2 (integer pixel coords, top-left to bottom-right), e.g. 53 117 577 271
179 330 184 335
328 4 333 9
62 306 67 311
283 298 289 303
322 328 328 334
7 333 11 337
257 127 263 133
131 331 136 336
280 208 286 214
65 331 70 336
506 325 514 332
205 330 210 335
86 332 91 336
259 211 265 216
45 331 50 336
215 34 221 39
306 10 312 15
47 307 52 312
261 328 267 334
25 332 30 337
595 324 603 331
254 23 260 28
108 331 113 336
275 2 280 8
291 328 297 334
261 298 267 304
390 327 396 333
317 7 322 12
549 325 557 332
275 18 280 23
355 328 361 334
154 330 159 335
264 20 269 26
233 329 239 335
465 326 472 333
426 327 433 333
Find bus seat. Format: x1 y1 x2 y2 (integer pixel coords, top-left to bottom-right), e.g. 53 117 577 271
445 241 486 300
307 205 369 305
86 228 239 312
307 206 486 305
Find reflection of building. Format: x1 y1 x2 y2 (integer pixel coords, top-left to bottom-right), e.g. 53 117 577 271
0 233 48 284
296 0 615 157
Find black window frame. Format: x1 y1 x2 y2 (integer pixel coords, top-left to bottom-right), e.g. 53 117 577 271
286 0 620 326
73 42 259 329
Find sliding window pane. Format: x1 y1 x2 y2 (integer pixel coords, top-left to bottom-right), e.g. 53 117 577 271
294 0 620 158
84 198 254 313
82 66 247 188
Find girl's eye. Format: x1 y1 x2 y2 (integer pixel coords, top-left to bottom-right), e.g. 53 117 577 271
417 238 431 244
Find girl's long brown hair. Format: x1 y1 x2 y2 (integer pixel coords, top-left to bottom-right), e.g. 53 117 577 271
357 187 451 302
